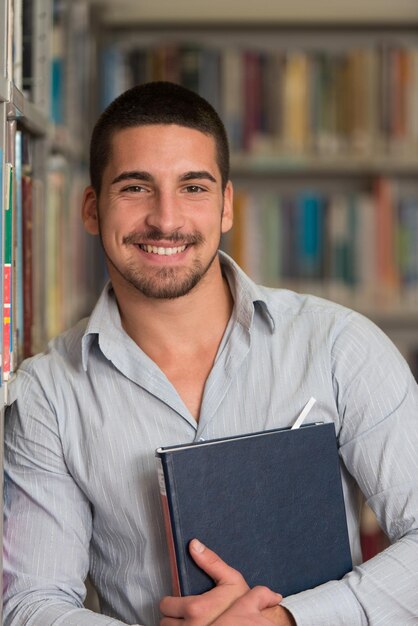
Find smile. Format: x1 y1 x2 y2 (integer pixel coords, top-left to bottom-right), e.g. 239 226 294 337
139 244 187 256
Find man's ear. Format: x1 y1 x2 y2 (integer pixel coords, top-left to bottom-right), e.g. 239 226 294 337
221 180 234 234
82 186 100 235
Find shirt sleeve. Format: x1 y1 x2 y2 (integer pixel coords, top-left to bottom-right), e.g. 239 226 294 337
3 367 136 626
281 312 418 625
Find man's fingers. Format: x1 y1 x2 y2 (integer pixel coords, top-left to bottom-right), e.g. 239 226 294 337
189 539 248 587
159 596 183 618
160 618 183 626
239 586 283 611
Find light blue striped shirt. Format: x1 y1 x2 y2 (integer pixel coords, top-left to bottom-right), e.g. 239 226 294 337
3 252 418 625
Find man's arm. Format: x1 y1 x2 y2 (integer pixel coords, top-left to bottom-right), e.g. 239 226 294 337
3 370 132 626
160 315 418 626
160 540 295 626
280 314 418 625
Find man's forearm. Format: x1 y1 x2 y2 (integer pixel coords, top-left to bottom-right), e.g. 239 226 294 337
4 602 134 626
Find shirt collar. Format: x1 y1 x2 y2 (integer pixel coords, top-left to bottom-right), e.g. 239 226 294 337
81 281 121 371
81 251 275 371
218 251 276 333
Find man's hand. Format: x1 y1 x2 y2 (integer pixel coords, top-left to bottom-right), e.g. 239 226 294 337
160 539 250 625
206 586 284 626
159 539 295 626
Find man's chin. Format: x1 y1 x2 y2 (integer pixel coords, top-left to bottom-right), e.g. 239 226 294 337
127 270 204 300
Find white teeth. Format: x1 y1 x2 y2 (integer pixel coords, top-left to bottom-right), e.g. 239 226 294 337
140 244 187 256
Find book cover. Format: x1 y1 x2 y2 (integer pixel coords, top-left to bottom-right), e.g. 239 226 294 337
156 422 352 598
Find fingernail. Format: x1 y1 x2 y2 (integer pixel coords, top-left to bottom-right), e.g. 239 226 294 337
191 538 205 553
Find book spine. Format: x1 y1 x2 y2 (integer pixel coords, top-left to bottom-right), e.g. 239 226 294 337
22 175 33 358
0 149 3 383
3 163 13 380
156 456 182 597
14 130 23 367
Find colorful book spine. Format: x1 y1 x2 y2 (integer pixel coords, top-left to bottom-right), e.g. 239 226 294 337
3 163 14 381
15 131 24 367
297 192 325 279
22 175 33 358
0 149 3 383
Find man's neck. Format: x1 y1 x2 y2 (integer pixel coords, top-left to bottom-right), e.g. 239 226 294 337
113 261 233 421
114 261 233 360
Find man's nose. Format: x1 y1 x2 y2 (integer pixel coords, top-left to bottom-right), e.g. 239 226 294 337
145 191 185 233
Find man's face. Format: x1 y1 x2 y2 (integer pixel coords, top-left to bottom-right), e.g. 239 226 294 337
83 124 233 300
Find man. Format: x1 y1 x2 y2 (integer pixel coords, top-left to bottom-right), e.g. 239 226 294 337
3 81 418 626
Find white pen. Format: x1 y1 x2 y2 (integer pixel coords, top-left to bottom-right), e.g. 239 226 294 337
291 396 317 429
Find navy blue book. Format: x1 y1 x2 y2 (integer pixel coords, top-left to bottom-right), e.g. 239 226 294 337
155 422 352 597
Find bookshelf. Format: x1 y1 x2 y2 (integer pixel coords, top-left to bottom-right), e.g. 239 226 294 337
0 0 102 616
0 0 103 370
93 13 418 363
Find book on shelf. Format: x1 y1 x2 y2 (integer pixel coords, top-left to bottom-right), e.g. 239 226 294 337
22 0 33 98
374 177 399 296
12 0 23 90
222 179 418 310
6 0 14 83
100 39 418 159
51 1 65 126
14 129 24 368
3 162 14 381
0 149 3 383
156 421 352 598
296 191 325 280
21 174 33 359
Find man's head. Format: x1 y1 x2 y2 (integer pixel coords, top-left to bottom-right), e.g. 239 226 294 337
90 81 230 196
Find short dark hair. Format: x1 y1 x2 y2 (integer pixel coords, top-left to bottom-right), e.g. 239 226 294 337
89 81 230 194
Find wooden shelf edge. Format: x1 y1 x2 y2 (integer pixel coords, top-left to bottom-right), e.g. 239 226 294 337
231 154 418 177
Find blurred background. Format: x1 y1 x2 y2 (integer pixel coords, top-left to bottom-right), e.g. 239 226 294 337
9 0 418 361
2 0 417 593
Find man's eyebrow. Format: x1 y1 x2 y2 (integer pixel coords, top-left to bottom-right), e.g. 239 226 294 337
180 171 217 183
111 171 153 185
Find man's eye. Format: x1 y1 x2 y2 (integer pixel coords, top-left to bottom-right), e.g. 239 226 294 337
122 185 146 193
185 185 205 193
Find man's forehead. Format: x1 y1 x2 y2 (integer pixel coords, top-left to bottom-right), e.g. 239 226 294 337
110 123 215 142
105 124 219 174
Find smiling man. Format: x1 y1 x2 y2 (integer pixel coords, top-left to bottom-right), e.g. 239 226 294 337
3 82 418 626
84 123 232 302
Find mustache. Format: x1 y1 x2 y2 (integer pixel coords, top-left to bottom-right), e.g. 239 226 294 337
123 229 205 246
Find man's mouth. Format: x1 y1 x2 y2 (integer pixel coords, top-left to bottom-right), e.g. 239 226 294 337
138 244 188 256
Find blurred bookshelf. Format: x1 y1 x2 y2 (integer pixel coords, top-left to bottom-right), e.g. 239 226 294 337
0 0 103 384
0 2 103 615
93 11 418 372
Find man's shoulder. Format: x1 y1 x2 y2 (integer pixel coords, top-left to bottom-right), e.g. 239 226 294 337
9 317 90 401
259 284 355 322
